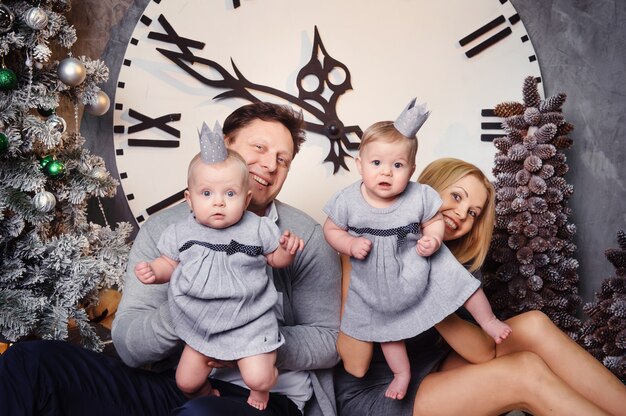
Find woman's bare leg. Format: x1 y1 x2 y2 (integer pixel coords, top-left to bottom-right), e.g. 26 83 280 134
338 254 376 377
497 311 626 416
413 351 612 416
381 340 411 400
336 331 374 377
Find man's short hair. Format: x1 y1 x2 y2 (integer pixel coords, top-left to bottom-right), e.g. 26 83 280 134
223 102 306 157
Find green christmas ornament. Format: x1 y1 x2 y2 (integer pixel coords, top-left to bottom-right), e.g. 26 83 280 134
40 154 54 168
0 67 17 90
43 159 65 178
0 132 8 153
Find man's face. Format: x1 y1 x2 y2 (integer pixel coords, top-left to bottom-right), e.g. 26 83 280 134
226 119 294 216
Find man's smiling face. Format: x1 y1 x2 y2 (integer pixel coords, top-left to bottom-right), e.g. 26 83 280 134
226 119 294 216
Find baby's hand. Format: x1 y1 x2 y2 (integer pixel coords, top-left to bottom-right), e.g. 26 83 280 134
135 261 157 284
279 230 305 255
350 237 372 260
416 235 441 257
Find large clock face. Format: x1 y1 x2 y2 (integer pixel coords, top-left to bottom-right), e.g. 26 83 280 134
109 0 542 227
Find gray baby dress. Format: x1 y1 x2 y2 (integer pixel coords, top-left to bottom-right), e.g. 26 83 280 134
158 211 284 360
324 181 481 342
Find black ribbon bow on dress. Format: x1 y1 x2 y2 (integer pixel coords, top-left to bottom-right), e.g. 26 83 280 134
347 223 421 244
180 240 263 257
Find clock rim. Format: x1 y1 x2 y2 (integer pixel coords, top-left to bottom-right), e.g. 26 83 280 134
81 0 543 231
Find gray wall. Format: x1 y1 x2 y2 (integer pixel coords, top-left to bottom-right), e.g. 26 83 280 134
75 0 626 306
510 0 626 304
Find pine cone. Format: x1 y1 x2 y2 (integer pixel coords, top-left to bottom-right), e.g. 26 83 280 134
539 93 567 112
522 76 542 108
494 101 525 117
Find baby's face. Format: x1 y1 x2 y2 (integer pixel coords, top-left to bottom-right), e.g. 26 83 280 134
355 139 415 208
184 161 251 229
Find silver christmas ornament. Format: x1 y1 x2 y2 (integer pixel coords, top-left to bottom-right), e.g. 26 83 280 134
33 191 56 212
84 90 110 116
0 4 15 33
57 58 86 87
90 166 107 180
24 7 48 30
47 115 67 134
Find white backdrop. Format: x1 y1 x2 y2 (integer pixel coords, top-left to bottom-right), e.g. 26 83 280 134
109 0 543 225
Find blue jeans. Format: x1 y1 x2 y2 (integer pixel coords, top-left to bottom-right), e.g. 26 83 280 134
0 340 300 415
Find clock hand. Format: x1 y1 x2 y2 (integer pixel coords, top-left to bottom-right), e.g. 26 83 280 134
150 15 361 173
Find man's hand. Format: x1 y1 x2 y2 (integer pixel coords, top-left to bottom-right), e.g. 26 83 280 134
206 357 236 369
350 237 372 260
135 261 157 284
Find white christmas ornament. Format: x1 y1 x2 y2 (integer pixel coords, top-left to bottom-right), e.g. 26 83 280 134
24 7 48 30
57 57 86 86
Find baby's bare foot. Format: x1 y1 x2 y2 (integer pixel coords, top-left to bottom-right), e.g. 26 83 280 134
385 373 410 400
248 390 269 410
482 316 512 344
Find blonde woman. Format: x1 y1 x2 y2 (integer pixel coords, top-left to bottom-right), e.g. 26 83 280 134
335 158 626 416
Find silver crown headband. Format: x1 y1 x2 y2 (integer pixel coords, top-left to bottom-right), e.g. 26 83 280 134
393 97 431 138
198 121 227 164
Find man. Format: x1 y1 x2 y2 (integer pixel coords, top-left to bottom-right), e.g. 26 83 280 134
0 102 341 416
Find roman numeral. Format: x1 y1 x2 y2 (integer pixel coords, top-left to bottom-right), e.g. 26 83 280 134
148 15 205 57
124 108 181 148
128 108 181 137
127 139 179 148
480 109 505 142
147 15 224 90
459 13 521 58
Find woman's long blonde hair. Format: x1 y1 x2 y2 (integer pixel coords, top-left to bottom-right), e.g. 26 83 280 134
418 158 495 272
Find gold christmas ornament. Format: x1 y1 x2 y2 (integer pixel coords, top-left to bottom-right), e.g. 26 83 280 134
84 90 110 116
89 166 107 180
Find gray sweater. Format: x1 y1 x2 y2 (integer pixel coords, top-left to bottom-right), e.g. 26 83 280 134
112 201 341 416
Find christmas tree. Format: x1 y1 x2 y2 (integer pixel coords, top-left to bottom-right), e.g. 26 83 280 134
0 1 131 351
579 230 626 382
482 76 582 339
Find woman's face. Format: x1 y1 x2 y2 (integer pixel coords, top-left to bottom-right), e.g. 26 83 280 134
438 174 488 242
